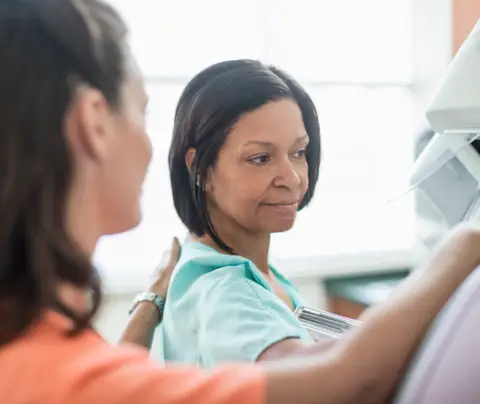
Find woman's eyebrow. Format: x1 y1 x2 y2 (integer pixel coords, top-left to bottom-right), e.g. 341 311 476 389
294 134 309 143
242 134 308 148
242 140 275 147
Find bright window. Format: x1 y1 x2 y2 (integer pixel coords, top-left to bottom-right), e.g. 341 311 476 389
265 0 414 83
110 0 265 78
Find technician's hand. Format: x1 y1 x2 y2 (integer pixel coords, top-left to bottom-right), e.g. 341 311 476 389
148 237 181 299
119 237 181 348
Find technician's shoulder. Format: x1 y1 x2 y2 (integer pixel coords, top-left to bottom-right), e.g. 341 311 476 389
0 314 267 404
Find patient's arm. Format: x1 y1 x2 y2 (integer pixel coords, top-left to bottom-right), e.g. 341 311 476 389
260 225 480 403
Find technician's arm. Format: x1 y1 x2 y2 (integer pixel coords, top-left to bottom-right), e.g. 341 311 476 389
263 224 480 403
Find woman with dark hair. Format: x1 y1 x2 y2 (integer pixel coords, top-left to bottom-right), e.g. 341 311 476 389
158 60 322 365
147 57 478 367
1 1 480 403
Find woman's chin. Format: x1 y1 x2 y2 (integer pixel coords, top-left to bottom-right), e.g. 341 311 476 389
267 218 296 233
127 210 143 231
105 211 142 236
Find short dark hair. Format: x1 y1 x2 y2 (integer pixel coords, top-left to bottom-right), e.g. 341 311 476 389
0 0 127 344
169 60 321 252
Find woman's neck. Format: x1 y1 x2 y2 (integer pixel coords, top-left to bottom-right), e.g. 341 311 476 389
60 184 100 315
56 282 92 315
195 232 271 275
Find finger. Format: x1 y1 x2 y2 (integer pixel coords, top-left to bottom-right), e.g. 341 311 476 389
154 237 181 277
158 249 170 268
168 236 181 265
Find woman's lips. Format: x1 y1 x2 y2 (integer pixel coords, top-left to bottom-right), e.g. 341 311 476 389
262 201 299 213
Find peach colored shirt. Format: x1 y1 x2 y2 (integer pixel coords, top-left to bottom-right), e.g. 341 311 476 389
0 312 266 404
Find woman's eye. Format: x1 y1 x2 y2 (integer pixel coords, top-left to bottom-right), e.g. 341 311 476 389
293 148 307 159
248 154 270 165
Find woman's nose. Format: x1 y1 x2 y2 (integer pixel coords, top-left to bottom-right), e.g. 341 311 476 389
273 160 301 189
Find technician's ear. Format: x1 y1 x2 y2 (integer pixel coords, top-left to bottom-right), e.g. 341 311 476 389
67 87 116 162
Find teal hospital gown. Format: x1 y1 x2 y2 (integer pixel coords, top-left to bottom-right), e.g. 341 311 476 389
157 241 314 368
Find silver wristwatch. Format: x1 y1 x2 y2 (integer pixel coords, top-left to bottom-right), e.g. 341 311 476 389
129 292 166 320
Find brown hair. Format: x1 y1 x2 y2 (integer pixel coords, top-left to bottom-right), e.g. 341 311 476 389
0 0 127 344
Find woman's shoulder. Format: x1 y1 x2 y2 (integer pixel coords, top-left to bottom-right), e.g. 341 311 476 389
0 312 266 404
0 312 146 401
177 241 248 269
169 242 300 303
168 242 254 296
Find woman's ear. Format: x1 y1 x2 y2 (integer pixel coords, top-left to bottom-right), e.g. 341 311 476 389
185 148 200 186
204 167 214 192
185 148 196 171
185 148 213 190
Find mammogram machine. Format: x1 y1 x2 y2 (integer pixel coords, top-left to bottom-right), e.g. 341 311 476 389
394 18 480 404
296 18 480 403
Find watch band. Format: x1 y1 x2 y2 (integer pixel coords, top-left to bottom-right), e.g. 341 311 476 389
129 292 166 320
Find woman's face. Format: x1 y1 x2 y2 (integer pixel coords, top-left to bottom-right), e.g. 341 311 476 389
68 55 152 237
205 98 309 235
99 59 152 234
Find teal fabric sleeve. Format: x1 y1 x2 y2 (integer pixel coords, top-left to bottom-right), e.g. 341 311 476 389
193 266 311 367
158 242 313 367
